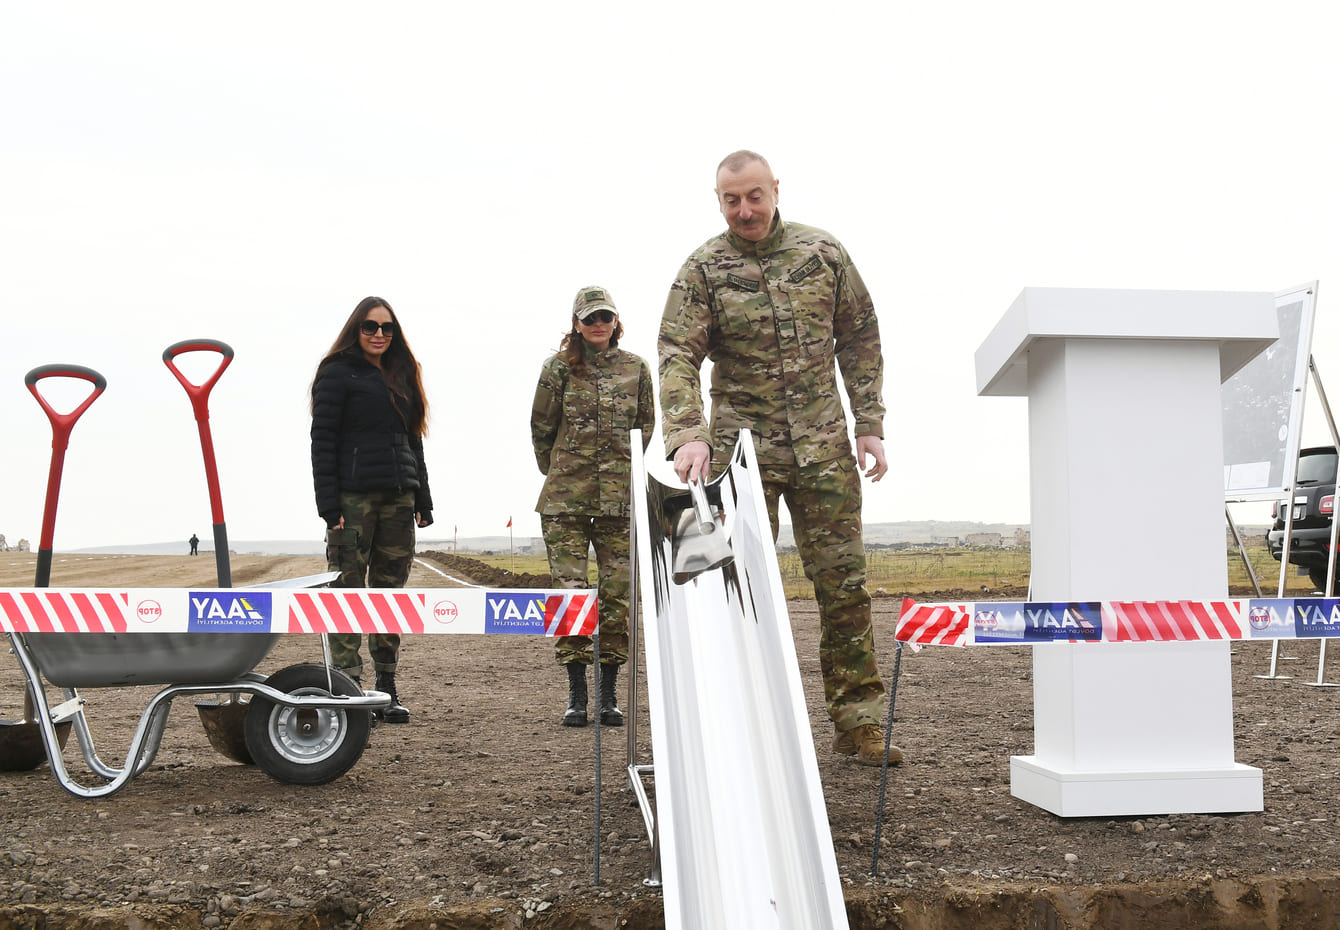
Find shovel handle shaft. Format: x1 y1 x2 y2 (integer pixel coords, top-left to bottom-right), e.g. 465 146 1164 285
164 340 234 588
163 339 233 523
24 365 107 564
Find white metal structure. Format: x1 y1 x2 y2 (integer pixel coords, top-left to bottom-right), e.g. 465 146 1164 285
627 431 849 930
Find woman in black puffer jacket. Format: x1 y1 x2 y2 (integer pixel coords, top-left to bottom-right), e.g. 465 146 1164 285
310 296 432 724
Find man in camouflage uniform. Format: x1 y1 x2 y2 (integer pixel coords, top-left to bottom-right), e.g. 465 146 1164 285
532 286 656 727
658 150 901 766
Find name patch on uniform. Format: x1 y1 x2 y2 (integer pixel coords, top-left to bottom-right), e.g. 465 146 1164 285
788 256 823 284
726 273 760 292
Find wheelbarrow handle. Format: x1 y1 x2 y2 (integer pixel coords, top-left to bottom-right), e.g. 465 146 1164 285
162 339 234 421
24 364 107 451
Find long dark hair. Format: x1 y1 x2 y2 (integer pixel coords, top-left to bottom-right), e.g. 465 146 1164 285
558 314 623 372
311 296 429 436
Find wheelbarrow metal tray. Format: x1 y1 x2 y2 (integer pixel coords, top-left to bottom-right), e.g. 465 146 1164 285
24 632 280 688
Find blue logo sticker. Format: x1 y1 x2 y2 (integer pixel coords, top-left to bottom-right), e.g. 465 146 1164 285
484 592 548 635
974 602 1102 643
188 591 272 631
1293 598 1340 638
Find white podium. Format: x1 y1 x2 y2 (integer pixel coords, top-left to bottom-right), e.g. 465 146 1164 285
975 288 1277 817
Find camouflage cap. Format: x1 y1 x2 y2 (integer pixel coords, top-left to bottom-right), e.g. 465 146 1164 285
572 285 618 320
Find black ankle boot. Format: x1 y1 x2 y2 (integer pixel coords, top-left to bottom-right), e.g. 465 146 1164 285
374 670 409 724
562 662 588 727
597 663 623 727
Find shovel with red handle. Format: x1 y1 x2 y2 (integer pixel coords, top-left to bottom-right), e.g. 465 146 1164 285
26 365 107 587
162 339 234 588
0 364 105 771
163 339 257 762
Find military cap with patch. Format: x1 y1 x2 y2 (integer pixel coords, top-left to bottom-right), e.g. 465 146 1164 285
572 285 618 321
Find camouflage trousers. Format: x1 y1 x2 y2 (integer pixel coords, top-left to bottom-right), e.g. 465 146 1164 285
324 488 416 677
541 513 629 667
759 454 885 731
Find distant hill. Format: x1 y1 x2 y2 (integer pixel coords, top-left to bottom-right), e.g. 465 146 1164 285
850 521 1026 547
66 519 1273 557
68 522 1028 556
75 539 330 557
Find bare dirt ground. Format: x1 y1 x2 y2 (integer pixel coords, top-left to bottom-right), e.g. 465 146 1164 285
1 550 1339 929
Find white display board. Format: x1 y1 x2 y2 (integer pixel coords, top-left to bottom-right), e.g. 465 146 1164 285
1222 282 1319 502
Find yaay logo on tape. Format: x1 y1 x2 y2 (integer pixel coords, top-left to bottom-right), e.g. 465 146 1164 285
974 602 1102 643
484 592 548 634
1294 598 1340 638
188 591 272 631
1247 599 1295 637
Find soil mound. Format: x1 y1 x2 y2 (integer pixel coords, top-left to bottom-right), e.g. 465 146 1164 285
418 550 551 588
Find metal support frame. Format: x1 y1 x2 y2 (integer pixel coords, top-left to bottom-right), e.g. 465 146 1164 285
1301 358 1340 688
1253 354 1340 680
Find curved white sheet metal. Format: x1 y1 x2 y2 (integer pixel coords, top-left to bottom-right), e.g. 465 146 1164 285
629 430 848 930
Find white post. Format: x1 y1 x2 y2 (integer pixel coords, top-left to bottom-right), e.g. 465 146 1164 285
976 288 1276 817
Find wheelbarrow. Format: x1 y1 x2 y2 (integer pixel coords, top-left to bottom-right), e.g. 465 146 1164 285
2 353 391 798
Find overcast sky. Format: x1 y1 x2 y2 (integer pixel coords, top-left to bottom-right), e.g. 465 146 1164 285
2 2 1337 551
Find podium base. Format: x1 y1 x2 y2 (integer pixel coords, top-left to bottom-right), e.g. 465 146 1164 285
1010 755 1263 817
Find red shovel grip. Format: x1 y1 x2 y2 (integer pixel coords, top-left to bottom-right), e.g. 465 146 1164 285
24 364 107 571
25 364 107 451
162 339 234 422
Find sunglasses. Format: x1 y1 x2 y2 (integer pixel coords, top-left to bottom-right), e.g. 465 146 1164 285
359 320 396 336
579 309 617 326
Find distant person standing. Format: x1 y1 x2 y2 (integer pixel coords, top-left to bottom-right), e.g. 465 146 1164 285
658 150 900 766
531 286 655 727
189 533 199 556
311 296 433 724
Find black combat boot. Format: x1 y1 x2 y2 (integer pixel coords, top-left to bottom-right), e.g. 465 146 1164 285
597 663 623 727
374 670 410 724
562 662 588 727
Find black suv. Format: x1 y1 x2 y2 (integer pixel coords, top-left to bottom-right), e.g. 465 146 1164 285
1268 445 1340 591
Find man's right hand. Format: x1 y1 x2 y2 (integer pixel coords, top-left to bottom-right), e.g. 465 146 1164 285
673 440 711 484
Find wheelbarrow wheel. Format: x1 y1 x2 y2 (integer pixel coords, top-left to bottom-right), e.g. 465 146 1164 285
243 664 370 786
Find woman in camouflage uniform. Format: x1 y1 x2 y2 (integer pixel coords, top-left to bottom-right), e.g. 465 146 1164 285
311 296 433 724
530 286 655 727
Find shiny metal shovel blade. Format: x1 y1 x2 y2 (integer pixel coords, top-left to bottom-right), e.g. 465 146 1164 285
671 480 735 584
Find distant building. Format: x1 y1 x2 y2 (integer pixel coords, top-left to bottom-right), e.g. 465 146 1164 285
930 536 960 547
1013 527 1031 548
964 532 1004 548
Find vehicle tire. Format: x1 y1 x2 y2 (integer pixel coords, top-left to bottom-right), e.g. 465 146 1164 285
1308 566 1337 594
243 664 370 786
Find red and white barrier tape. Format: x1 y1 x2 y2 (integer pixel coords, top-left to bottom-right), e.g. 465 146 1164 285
896 596 1340 648
0 588 597 636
